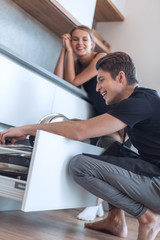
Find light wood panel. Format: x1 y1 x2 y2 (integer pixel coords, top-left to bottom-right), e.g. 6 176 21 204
12 0 111 53
12 0 78 36
0 209 137 240
94 0 125 22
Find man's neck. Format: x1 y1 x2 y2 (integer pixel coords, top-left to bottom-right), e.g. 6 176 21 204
122 84 138 101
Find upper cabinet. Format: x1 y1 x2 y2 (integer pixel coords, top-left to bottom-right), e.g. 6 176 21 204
12 0 111 53
94 0 125 22
12 0 78 38
12 0 125 53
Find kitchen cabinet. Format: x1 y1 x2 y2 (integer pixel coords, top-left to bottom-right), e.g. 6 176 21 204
0 53 56 126
12 0 111 53
0 130 104 212
0 48 94 127
51 86 94 120
0 46 103 212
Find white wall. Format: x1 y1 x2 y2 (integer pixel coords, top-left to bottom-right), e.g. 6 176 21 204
56 0 96 28
111 0 126 16
96 0 160 92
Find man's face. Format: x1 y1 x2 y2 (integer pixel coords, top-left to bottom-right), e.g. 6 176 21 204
96 69 124 105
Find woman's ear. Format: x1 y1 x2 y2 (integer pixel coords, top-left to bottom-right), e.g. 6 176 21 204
91 41 95 51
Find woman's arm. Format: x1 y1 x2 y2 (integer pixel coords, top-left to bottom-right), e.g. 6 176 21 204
54 47 66 79
65 52 107 87
54 33 106 87
63 35 76 83
54 34 71 79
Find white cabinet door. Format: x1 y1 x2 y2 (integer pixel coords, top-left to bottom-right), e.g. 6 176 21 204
51 85 95 120
22 130 104 212
0 53 56 126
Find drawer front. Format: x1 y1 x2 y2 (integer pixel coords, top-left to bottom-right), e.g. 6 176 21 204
22 130 104 212
0 53 55 126
52 85 95 120
0 175 25 201
0 131 104 212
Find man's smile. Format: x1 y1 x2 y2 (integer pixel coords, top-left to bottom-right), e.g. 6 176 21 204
101 91 107 98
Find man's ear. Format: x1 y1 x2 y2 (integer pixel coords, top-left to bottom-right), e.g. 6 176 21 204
118 71 126 84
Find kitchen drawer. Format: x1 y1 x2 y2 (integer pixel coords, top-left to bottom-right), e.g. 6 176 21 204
52 85 95 119
0 53 56 126
0 130 104 212
0 52 95 128
0 175 25 201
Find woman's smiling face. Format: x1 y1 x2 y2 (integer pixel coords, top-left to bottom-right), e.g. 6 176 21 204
71 29 93 56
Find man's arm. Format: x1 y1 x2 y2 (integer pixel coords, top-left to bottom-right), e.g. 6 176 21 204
0 113 127 144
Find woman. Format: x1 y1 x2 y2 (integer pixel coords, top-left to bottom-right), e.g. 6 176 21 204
54 25 123 220
54 25 108 115
54 25 122 146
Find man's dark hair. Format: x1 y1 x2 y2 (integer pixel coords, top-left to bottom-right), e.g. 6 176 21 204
96 52 138 85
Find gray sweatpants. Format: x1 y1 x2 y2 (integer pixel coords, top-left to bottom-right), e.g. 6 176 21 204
69 154 160 218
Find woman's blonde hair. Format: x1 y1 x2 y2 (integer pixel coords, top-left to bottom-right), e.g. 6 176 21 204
70 25 95 50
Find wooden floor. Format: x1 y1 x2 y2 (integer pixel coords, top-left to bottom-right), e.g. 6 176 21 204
0 209 160 240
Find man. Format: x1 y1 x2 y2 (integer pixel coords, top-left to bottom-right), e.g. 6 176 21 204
0 52 160 240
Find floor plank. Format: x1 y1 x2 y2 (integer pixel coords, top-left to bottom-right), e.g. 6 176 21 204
0 209 159 240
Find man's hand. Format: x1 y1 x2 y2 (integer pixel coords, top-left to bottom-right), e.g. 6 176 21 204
0 126 27 144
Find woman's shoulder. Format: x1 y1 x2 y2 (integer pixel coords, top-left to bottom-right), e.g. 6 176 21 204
93 52 107 59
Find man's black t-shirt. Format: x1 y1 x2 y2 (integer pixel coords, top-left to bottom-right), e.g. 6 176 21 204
108 86 160 167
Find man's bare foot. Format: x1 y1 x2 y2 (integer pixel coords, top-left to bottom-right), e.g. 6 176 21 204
137 209 160 240
85 209 128 238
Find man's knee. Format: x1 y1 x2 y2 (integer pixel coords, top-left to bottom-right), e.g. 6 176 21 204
69 154 86 180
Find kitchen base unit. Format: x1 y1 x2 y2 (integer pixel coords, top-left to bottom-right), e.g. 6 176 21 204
0 130 104 212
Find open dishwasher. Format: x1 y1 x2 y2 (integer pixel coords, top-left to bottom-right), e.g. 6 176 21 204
0 114 104 212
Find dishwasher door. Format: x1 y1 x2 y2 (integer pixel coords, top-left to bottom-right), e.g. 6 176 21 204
22 130 104 212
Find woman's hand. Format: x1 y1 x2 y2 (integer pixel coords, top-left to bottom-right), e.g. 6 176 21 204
0 126 27 144
62 33 73 52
